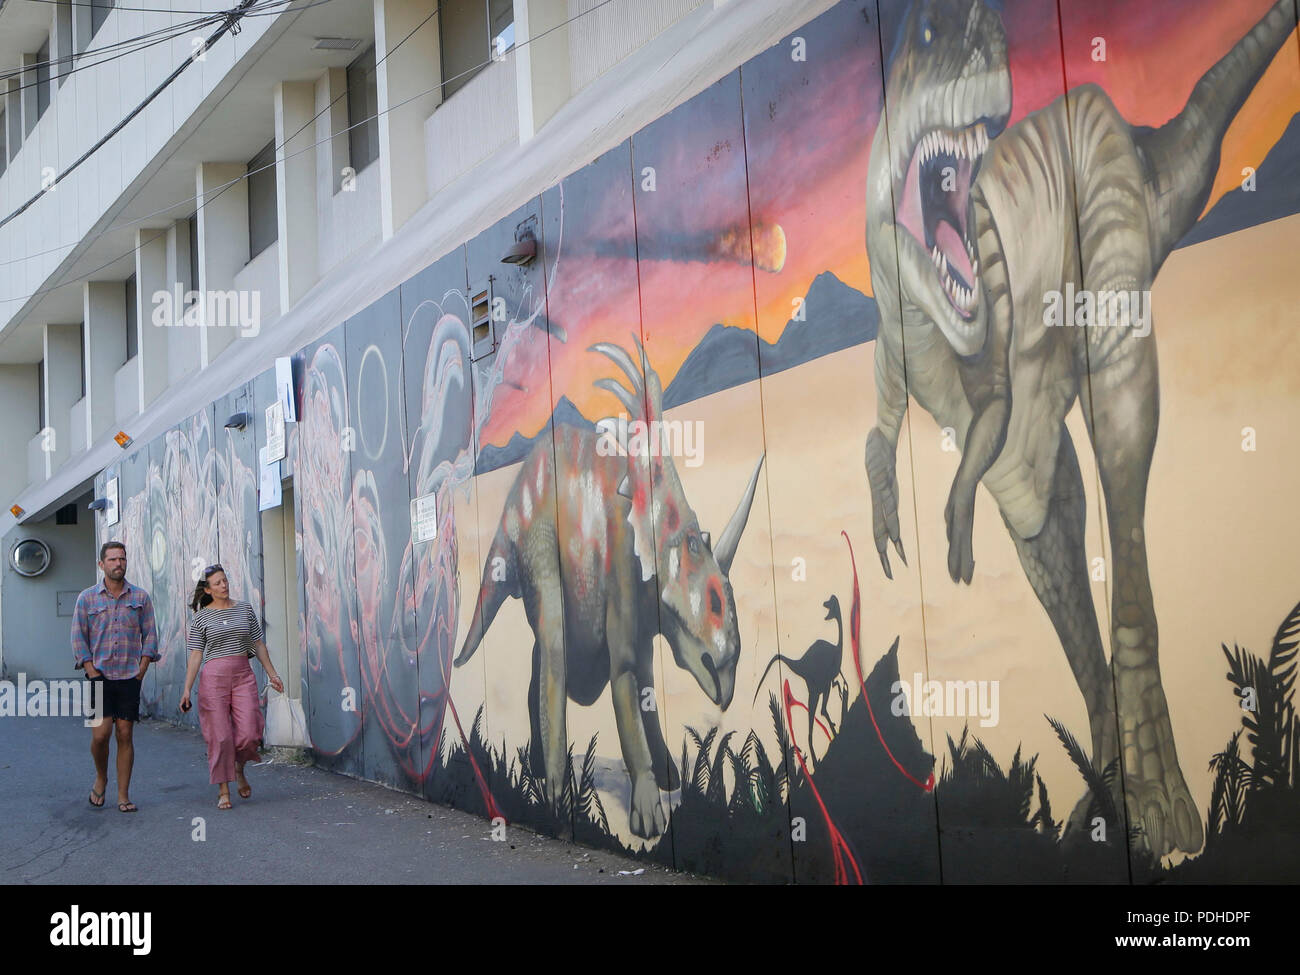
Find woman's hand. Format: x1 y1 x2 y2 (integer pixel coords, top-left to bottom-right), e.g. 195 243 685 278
268 674 284 694
180 692 192 713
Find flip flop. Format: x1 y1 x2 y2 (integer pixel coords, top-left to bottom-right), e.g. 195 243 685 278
217 795 232 810
88 787 105 809
117 801 138 813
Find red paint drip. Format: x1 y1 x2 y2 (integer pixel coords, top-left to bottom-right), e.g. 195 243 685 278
842 530 935 793
784 681 863 886
446 695 504 824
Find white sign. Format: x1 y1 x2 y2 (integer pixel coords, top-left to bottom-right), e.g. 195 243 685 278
265 400 285 463
411 492 438 543
258 445 281 511
104 477 119 528
275 356 296 423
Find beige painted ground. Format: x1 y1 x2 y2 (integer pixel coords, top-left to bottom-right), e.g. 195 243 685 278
443 211 1300 861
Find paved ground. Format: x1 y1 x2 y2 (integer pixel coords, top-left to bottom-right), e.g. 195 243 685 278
0 715 703 884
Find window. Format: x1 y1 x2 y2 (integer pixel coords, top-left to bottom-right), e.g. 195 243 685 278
188 212 199 297
346 45 379 174
78 324 86 400
124 273 137 362
246 141 278 258
37 360 45 433
89 0 113 44
0 107 6 178
35 38 51 122
489 0 514 59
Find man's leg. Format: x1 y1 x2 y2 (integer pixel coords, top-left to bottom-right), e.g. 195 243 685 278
90 704 112 805
115 719 136 808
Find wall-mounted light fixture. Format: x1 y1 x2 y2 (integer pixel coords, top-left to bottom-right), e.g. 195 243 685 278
501 218 538 265
9 504 24 518
87 498 110 512
114 431 133 449
224 412 252 430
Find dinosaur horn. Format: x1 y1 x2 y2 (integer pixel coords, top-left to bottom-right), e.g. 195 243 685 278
632 334 664 420
594 378 641 421
590 342 646 403
714 453 766 575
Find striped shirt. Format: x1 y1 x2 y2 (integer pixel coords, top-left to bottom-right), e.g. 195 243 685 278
187 601 264 662
71 581 160 680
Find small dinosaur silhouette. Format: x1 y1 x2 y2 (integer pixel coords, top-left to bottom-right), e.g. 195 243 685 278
754 595 843 761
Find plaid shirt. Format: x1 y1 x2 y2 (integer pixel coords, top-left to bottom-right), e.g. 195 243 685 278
71 580 160 680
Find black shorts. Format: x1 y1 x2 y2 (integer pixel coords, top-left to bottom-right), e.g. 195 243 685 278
87 675 142 723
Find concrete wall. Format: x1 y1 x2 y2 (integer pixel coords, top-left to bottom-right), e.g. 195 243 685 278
1 512 95 679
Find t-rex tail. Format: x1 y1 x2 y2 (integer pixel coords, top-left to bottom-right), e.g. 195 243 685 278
1139 0 1297 257
454 527 519 667
753 654 804 705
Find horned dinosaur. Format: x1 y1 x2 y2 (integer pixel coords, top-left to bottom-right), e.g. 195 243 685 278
456 338 765 838
754 595 845 759
862 0 1297 857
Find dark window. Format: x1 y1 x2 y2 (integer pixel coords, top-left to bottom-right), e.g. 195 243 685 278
187 212 199 298
489 0 514 59
78 324 85 399
125 273 137 361
89 0 113 42
55 502 78 525
37 360 45 432
0 107 6 178
247 140 278 258
346 45 379 174
35 38 51 121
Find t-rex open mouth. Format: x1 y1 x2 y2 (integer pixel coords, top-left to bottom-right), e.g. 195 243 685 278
897 122 993 318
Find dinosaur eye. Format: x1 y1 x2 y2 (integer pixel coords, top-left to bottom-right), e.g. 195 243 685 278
688 534 701 556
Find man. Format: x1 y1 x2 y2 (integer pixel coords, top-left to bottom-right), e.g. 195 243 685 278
72 541 160 813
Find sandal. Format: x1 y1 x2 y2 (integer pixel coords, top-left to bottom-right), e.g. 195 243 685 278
117 801 138 813
217 795 232 810
238 784 252 799
88 787 105 809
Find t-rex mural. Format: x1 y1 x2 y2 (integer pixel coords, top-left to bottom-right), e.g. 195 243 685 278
455 338 766 838
862 0 1297 857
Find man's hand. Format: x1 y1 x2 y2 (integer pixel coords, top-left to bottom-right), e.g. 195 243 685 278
83 663 101 680
135 661 150 680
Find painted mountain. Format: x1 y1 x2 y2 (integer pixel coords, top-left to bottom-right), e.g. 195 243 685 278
1177 113 1300 248
474 272 878 474
664 271 878 409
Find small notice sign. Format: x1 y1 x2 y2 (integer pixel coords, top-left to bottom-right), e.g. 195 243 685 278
411 492 438 543
105 477 119 528
259 446 282 511
265 400 286 463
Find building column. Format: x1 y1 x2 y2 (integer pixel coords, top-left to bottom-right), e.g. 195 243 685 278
53 0 74 90
135 228 169 409
0 365 40 501
513 0 571 142
195 161 249 368
316 68 349 196
274 80 319 313
4 80 21 165
164 218 200 384
83 281 126 445
374 0 442 239
42 324 81 471
71 0 91 57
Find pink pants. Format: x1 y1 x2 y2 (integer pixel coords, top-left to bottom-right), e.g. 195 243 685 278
198 655 264 785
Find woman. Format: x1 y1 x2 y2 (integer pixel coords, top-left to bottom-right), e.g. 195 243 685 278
180 564 284 809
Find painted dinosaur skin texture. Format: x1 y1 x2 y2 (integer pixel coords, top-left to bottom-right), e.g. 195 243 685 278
456 339 765 838
863 0 1297 857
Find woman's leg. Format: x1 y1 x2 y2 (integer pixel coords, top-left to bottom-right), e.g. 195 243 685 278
198 660 238 799
229 660 265 798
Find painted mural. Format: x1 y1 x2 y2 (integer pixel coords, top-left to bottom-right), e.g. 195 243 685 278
91 0 1300 882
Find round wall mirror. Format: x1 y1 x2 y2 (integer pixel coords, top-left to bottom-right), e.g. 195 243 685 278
11 538 51 577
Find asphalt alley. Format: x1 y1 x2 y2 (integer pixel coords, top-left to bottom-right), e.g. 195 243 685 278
0 715 703 885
